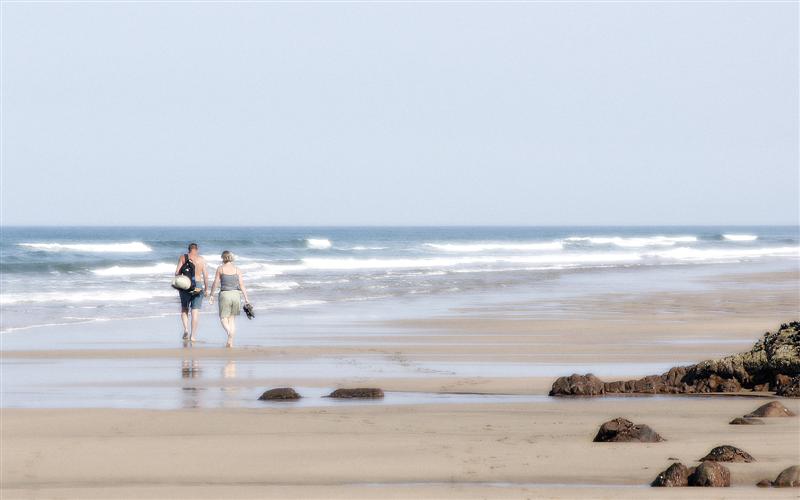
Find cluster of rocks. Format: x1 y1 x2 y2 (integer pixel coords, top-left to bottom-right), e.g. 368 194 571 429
550 322 800 397
591 399 798 488
258 387 385 401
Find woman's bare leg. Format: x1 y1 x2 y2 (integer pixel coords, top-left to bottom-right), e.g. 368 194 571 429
220 316 234 347
226 317 236 348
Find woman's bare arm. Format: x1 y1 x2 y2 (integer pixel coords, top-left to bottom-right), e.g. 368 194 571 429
209 267 221 296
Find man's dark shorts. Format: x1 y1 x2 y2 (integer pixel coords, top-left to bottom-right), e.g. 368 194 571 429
180 288 204 310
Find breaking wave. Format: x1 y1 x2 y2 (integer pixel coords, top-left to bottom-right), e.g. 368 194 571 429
565 236 697 248
19 241 152 253
722 234 758 242
92 263 175 277
424 241 563 252
305 238 332 250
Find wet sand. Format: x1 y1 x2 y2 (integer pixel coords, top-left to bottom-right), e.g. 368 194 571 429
2 267 799 498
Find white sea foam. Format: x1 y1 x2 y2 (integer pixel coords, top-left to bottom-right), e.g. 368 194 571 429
651 246 798 262
19 241 152 253
349 246 388 251
0 289 174 305
425 241 563 252
92 263 175 277
306 238 332 250
722 234 758 242
250 281 300 291
565 236 697 248
299 252 642 271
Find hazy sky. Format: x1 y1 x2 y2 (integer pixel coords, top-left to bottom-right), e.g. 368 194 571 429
2 2 798 226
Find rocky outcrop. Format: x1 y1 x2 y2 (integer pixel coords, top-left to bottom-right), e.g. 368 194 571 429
592 417 664 443
744 401 796 417
699 445 755 463
258 388 302 400
729 417 764 425
651 463 689 487
757 466 800 488
687 462 731 487
328 388 384 398
550 322 800 396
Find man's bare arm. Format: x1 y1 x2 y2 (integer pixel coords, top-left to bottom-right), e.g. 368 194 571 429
175 255 185 276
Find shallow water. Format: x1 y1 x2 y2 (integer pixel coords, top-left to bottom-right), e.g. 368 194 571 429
2 225 797 332
1 355 693 410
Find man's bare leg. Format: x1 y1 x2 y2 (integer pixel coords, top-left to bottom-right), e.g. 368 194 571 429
181 309 190 340
190 308 200 341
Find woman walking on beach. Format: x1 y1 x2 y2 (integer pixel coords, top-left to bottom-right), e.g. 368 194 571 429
208 251 251 348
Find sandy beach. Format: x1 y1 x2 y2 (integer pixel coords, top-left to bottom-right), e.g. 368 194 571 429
4 0 798 495
2 265 799 499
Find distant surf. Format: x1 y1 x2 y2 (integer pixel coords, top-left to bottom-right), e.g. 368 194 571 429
19 241 152 253
564 236 697 248
2 226 797 332
425 241 563 252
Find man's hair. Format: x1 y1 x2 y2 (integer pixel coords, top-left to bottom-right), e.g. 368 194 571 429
188 243 198 251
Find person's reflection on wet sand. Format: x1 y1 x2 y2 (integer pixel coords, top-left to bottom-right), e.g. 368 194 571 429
181 358 203 408
220 360 241 408
181 358 201 378
222 360 236 379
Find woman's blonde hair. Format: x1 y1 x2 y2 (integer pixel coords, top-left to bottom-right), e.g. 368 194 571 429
221 250 235 263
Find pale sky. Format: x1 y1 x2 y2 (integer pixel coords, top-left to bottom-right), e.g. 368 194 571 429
2 2 798 226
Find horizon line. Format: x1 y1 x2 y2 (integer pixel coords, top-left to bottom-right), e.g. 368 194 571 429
1 223 798 228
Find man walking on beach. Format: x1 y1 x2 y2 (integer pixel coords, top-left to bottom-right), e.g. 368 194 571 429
175 243 209 341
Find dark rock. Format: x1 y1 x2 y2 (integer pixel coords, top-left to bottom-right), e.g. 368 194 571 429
757 479 772 487
633 375 666 394
775 376 800 398
662 366 688 387
744 401 796 417
548 322 800 397
328 388 384 398
773 465 800 487
651 462 689 487
593 417 664 443
687 462 731 487
699 445 755 463
258 387 301 400
774 373 792 389
549 373 605 396
603 380 627 393
693 374 742 393
729 417 764 425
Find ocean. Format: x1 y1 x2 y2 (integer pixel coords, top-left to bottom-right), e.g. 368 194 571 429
1 226 798 333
